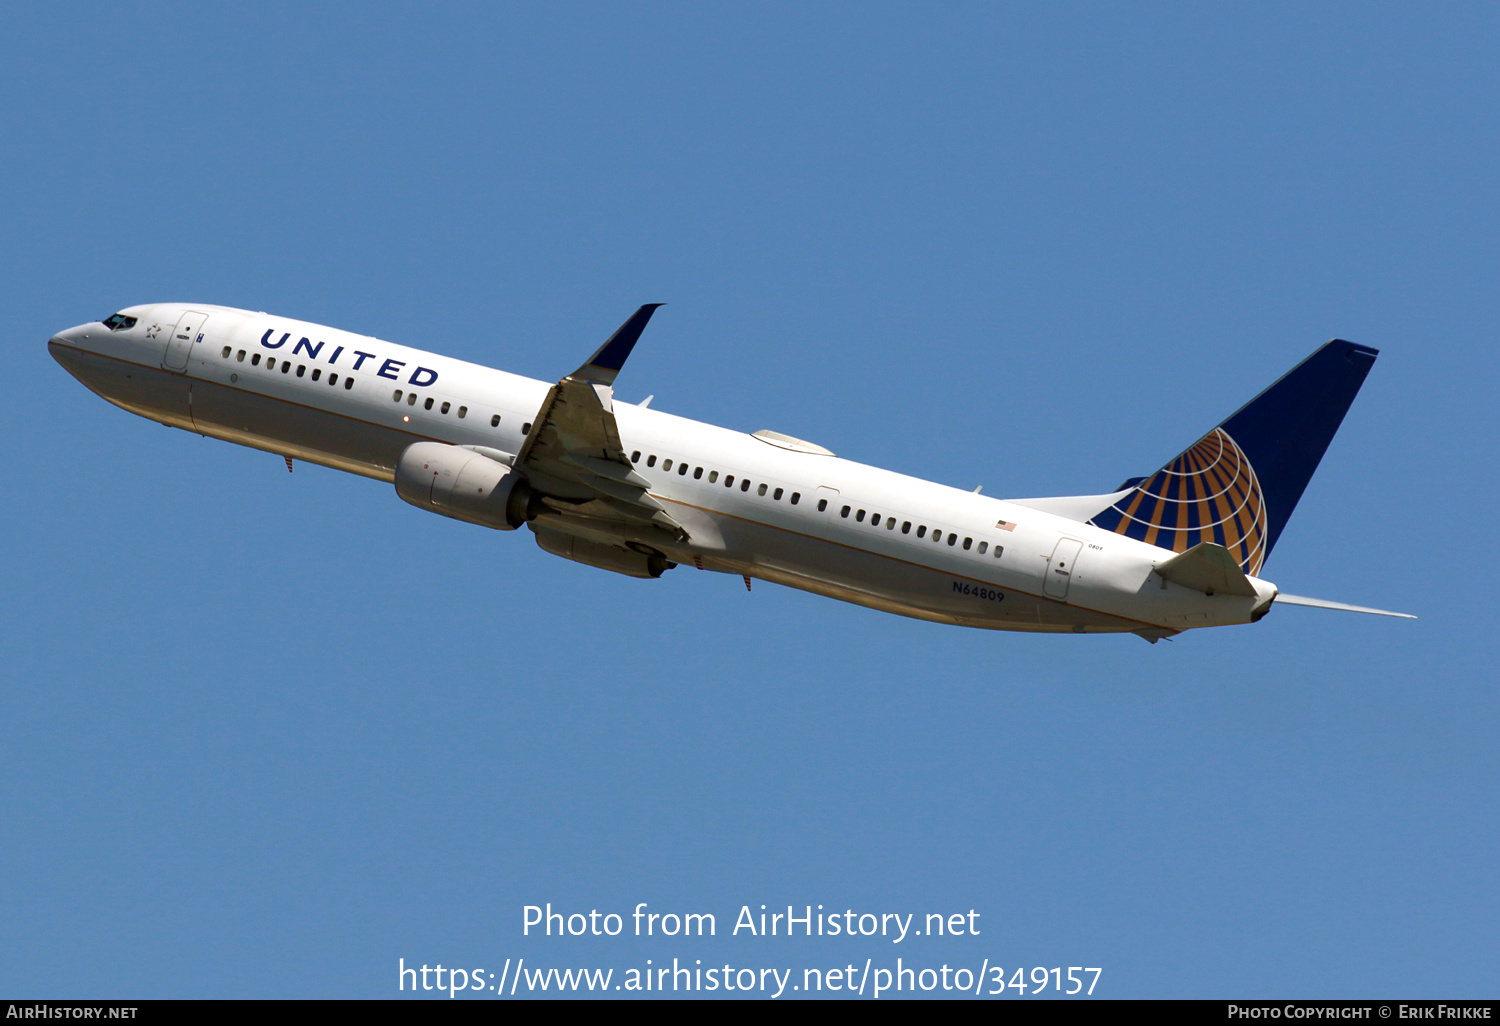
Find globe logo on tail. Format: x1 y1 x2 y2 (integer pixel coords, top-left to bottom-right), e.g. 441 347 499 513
1090 428 1268 576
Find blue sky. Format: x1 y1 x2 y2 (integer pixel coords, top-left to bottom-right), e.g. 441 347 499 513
2 2 1496 998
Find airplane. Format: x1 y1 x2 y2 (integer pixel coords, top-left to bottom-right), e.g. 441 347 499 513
48 302 1413 642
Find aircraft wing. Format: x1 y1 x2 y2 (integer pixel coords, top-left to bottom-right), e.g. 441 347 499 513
512 305 688 546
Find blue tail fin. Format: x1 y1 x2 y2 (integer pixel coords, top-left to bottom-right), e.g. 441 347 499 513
1088 340 1379 574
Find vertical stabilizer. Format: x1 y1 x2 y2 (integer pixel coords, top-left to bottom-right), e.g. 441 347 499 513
1089 340 1378 574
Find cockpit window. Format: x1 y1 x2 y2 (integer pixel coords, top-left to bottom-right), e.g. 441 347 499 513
102 314 137 331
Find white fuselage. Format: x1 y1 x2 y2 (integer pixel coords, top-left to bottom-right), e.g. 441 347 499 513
49 303 1279 636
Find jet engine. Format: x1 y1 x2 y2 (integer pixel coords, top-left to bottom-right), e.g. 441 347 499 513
394 441 538 530
532 526 676 579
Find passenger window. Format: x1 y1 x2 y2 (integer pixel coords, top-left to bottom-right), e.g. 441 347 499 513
948 535 957 546
757 483 767 496
647 455 657 467
344 378 353 390
424 398 434 411
963 537 972 550
818 499 828 512
311 369 321 381
457 406 467 418
708 471 718 483
440 401 450 415
724 475 734 487
993 545 1004 559
329 373 339 386
678 463 689 476
916 525 926 537
631 451 641 463
221 346 231 359
281 362 291 374
251 353 262 366
841 505 850 518
741 480 751 492
902 521 911 534
663 459 673 471
266 358 275 370
393 390 403 402
522 422 532 435
236 350 245 362
856 510 866 522
693 467 703 479
296 365 305 377
871 514 881 527
772 487 783 500
887 519 895 530
407 393 417 406
978 541 988 554
491 414 501 427
790 492 800 505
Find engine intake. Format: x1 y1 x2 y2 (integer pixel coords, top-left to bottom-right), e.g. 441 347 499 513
395 442 533 530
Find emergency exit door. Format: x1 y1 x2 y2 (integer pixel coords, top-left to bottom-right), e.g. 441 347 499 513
1045 538 1084 599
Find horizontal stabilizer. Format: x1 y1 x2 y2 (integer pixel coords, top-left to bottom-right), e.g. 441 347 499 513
1008 488 1134 523
1155 542 1259 597
1274 593 1416 619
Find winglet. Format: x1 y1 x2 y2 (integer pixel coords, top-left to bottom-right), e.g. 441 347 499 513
570 304 665 385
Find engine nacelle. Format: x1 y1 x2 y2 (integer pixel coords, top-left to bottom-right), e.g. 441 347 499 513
533 526 676 579
395 442 533 530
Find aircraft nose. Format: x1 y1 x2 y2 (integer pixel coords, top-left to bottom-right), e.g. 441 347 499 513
48 327 91 375
48 334 75 365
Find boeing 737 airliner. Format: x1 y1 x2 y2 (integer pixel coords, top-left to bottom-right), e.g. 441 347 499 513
49 303 1412 641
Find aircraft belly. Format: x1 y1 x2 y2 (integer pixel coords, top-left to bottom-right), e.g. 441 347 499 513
56 346 418 480
188 377 415 478
702 512 1139 633
58 347 190 424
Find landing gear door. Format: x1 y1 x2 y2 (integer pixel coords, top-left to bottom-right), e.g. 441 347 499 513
163 310 210 372
1045 538 1084 599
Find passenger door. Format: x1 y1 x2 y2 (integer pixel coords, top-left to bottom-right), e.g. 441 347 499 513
162 310 210 372
1045 538 1084 599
